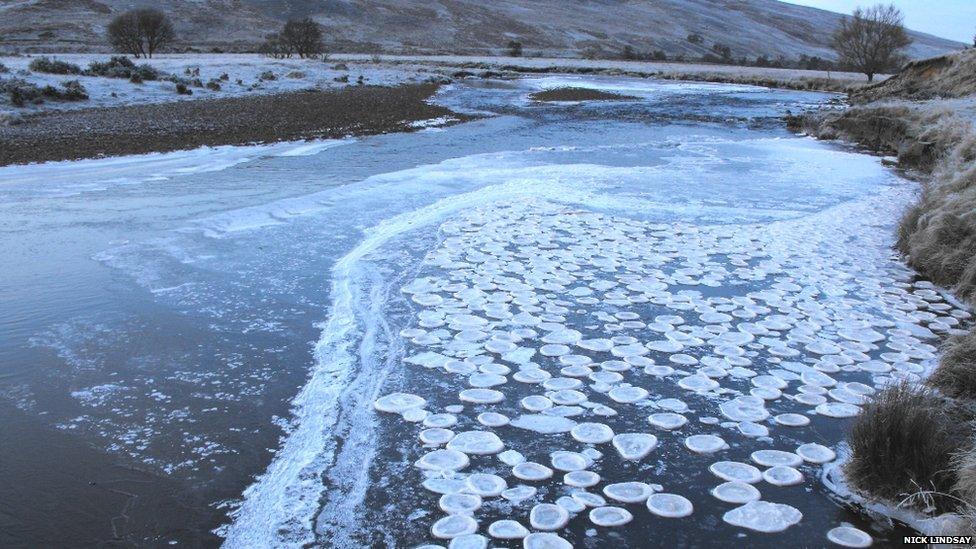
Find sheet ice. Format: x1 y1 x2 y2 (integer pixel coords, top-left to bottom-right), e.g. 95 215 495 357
221 127 968 547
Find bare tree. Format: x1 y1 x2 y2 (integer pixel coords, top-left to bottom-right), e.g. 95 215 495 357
259 33 293 59
280 17 324 59
832 4 911 82
107 11 143 57
107 9 175 58
137 9 175 58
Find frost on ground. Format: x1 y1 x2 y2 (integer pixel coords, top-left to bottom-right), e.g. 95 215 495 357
367 189 968 546
0 54 443 115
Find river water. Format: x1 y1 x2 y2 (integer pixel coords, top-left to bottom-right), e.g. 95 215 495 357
0 76 963 547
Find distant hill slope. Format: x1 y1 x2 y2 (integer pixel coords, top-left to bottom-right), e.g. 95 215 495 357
0 0 964 60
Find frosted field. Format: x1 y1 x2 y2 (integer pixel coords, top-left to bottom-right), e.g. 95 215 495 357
0 53 439 115
0 76 963 545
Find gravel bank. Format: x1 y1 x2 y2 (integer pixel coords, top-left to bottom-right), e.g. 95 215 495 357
0 83 463 166
529 87 638 102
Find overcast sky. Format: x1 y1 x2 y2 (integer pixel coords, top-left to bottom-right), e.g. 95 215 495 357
780 0 975 43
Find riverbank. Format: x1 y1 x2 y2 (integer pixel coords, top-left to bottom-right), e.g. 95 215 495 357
364 54 873 93
789 49 976 535
0 83 463 166
0 54 872 121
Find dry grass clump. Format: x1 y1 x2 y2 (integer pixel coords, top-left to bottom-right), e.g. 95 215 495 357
846 383 970 513
929 332 976 400
953 443 976 507
899 199 976 299
896 118 976 300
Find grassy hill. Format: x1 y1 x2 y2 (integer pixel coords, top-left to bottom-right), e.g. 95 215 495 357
0 0 964 60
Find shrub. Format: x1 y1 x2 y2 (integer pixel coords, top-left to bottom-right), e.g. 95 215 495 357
333 74 349 83
507 40 523 57
205 79 221 91
219 73 229 81
846 382 970 512
0 78 88 106
711 43 732 62
259 70 276 81
88 55 134 75
175 82 192 95
57 80 89 100
87 56 161 80
130 73 143 84
0 63 9 73
1 78 42 106
29 57 82 75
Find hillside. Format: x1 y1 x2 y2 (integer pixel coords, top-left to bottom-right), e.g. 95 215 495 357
0 0 964 60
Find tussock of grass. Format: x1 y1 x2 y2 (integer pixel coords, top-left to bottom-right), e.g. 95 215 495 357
953 445 976 508
846 383 969 513
896 119 976 300
930 333 976 400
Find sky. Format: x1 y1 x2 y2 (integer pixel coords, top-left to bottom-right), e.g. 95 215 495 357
780 0 975 43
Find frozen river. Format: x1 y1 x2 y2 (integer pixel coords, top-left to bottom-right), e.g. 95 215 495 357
0 76 964 547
